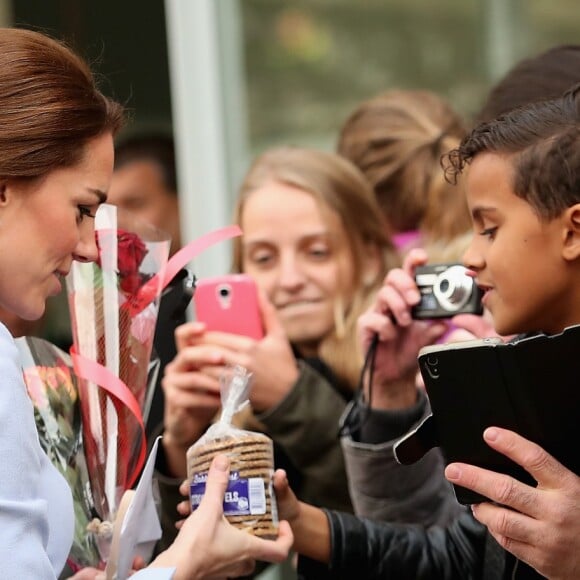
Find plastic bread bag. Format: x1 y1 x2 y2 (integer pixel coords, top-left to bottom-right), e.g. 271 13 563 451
187 365 279 539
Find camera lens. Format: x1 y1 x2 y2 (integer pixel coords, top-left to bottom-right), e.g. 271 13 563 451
433 265 473 312
218 285 230 298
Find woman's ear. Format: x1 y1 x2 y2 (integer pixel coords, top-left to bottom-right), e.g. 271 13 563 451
562 204 580 261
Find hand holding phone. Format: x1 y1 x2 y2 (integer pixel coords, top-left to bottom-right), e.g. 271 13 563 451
193 274 264 340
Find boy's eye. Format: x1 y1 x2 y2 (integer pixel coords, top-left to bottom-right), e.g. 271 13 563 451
77 206 96 221
480 226 497 239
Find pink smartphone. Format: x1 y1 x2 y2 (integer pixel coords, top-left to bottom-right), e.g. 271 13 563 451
193 274 264 339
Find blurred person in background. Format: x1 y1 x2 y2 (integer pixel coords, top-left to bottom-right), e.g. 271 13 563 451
110 133 182 257
337 89 472 261
475 44 580 123
156 147 399 553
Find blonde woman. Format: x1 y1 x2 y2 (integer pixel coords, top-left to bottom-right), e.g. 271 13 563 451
158 148 398 545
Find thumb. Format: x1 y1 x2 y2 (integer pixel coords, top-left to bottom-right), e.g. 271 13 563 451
175 321 206 351
257 290 284 336
198 454 230 512
452 314 497 339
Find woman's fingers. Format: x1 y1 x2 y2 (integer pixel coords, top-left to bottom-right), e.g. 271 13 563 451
175 321 207 350
247 520 294 563
402 247 429 274
169 345 225 372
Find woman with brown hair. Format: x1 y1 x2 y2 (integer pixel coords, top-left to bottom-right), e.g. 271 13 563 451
337 89 472 259
0 27 291 579
159 147 398 533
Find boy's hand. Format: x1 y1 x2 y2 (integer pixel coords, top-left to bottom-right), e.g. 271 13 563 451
451 311 511 341
445 427 580 580
272 469 300 525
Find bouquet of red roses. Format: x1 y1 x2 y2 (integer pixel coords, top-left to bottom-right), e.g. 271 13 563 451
66 203 171 563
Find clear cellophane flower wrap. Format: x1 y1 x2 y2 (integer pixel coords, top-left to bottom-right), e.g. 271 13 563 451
66 204 170 563
16 337 101 570
187 366 279 539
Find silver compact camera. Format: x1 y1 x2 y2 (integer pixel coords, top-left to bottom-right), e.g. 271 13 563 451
412 263 483 319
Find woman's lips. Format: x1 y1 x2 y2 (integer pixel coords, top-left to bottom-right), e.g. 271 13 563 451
277 299 321 312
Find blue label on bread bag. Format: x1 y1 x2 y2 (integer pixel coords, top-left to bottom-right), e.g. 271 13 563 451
190 470 266 516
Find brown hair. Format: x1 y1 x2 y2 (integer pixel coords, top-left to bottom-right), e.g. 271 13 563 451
233 146 399 389
445 84 580 219
337 89 471 246
476 44 580 124
114 132 177 195
0 28 124 179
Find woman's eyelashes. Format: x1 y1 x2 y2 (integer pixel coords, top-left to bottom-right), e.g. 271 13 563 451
247 248 275 268
77 205 96 222
479 226 498 240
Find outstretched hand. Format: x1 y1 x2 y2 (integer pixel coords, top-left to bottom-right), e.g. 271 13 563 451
154 455 293 580
445 427 580 580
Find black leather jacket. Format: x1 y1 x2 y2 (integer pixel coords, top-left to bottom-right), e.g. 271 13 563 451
298 509 542 579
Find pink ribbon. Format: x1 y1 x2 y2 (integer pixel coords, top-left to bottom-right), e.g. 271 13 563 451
124 225 242 316
71 347 146 487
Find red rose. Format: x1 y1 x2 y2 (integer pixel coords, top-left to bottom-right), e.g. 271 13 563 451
120 272 143 295
95 229 149 296
116 230 148 276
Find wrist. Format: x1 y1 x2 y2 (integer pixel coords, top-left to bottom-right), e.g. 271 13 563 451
367 375 418 411
290 501 331 563
253 363 299 412
149 548 199 580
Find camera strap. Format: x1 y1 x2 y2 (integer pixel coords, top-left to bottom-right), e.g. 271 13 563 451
338 333 379 437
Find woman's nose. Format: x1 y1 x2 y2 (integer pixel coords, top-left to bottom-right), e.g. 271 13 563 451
277 255 305 289
73 226 99 263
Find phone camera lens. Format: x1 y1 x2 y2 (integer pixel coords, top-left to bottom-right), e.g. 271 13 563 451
218 285 230 298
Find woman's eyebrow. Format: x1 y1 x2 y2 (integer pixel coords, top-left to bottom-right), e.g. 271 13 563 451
86 187 108 203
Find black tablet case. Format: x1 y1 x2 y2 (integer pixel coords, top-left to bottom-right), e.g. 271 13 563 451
393 325 580 504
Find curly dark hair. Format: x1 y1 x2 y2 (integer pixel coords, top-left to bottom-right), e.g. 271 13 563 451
443 83 580 219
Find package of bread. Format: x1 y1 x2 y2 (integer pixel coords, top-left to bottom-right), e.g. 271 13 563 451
187 366 279 539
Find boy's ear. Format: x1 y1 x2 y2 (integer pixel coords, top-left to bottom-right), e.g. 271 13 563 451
562 204 580 261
